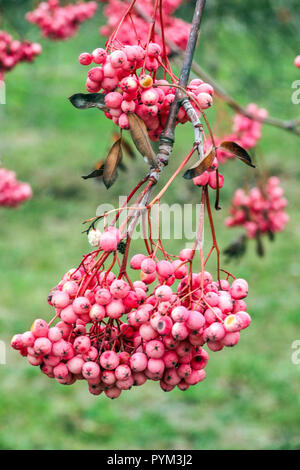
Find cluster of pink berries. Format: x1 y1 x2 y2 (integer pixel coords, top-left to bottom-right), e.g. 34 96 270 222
99 0 190 53
294 55 300 68
225 177 289 238
0 168 33 208
26 0 98 40
79 45 214 140
12 223 251 398
0 30 42 80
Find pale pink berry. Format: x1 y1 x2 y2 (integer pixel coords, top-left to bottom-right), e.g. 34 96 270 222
105 91 123 109
204 322 226 342
116 376 134 390
221 331 240 347
67 356 84 374
79 52 92 66
82 361 100 380
178 363 192 378
51 291 70 309
21 331 35 347
101 370 116 385
100 231 118 252
186 311 205 330
105 387 122 399
185 369 206 385
230 279 248 300
82 346 98 362
31 319 49 338
95 288 112 305
172 322 189 341
60 305 78 324
11 334 23 350
171 306 189 323
53 362 69 379
139 322 158 340
132 372 147 386
115 364 131 380
197 92 213 109
179 248 194 261
73 297 91 315
100 350 119 370
110 50 127 68
155 285 172 302
156 260 174 278
145 340 165 359
141 258 156 274
163 351 178 368
27 354 43 366
89 304 106 321
110 279 130 299
106 299 125 319
62 280 78 298
92 48 107 64
130 253 146 269
147 358 165 376
73 336 91 354
34 337 52 355
129 352 148 372
163 368 181 385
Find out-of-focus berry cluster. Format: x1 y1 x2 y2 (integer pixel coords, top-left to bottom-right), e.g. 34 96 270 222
26 0 98 40
226 177 289 238
0 30 42 80
0 168 32 208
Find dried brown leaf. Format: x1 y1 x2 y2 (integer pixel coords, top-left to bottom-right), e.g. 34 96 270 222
219 141 255 167
128 113 157 166
103 139 123 189
183 146 216 179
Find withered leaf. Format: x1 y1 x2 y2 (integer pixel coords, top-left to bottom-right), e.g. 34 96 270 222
183 146 216 180
219 141 255 167
103 138 123 189
69 93 107 111
113 133 136 159
128 113 157 166
82 165 104 180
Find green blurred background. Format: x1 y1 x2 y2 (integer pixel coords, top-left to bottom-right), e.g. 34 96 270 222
0 0 299 450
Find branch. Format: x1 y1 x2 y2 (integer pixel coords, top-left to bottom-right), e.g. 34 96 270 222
134 2 300 137
151 0 206 181
122 0 206 240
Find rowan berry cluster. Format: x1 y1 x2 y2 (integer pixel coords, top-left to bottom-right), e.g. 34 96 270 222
99 0 190 52
225 177 289 238
79 44 214 140
0 30 42 80
12 223 251 399
26 0 98 40
0 168 32 208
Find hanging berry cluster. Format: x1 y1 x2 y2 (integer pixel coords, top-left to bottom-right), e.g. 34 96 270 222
0 30 42 80
226 176 289 239
26 0 98 41
78 44 214 141
11 202 251 399
0 168 32 208
100 0 191 53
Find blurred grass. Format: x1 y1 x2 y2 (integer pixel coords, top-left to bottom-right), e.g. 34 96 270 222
0 8 300 450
